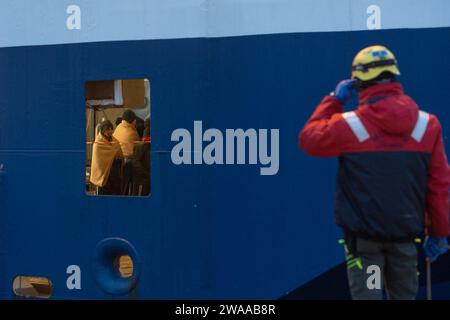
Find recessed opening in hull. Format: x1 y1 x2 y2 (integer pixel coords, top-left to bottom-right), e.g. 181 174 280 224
13 276 53 299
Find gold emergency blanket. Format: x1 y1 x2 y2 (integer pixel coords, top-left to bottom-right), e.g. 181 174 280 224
113 120 140 157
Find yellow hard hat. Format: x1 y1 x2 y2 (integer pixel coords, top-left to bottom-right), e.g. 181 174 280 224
351 45 400 81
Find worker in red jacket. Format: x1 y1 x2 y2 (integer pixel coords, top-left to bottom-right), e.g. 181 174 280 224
299 45 450 300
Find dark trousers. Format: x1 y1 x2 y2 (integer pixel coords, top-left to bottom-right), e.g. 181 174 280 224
344 236 418 300
98 160 122 195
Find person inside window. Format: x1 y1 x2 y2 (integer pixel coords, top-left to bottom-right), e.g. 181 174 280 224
132 118 151 196
90 120 123 195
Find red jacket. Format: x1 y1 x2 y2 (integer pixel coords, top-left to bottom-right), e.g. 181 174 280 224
299 82 450 240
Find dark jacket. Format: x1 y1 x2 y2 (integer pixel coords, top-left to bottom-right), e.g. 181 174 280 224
299 82 450 241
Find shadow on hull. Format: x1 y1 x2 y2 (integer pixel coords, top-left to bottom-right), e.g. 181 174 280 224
281 248 450 300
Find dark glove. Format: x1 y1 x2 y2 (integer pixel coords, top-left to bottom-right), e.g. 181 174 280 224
331 79 358 105
424 237 448 263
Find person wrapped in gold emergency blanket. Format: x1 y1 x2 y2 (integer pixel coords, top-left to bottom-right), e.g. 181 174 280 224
113 110 141 195
90 120 123 195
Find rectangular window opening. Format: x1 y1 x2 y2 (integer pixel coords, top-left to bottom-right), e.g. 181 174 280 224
85 79 151 197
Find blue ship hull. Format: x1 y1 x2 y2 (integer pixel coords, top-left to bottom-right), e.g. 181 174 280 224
0 1 449 299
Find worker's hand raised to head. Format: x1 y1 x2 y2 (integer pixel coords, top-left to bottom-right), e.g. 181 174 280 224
424 236 449 263
331 79 359 105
